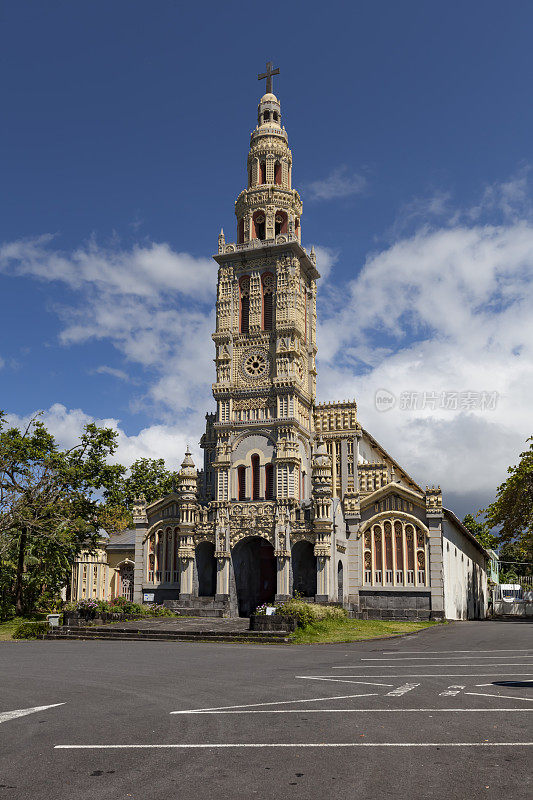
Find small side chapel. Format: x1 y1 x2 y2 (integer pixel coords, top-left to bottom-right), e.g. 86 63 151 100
74 65 489 621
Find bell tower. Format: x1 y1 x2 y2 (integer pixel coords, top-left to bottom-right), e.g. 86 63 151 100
210 64 320 513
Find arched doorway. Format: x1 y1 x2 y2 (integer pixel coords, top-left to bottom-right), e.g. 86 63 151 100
118 563 134 601
337 560 344 603
291 540 317 597
232 537 276 617
196 541 216 597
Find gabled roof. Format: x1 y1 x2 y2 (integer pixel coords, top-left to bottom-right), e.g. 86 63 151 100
443 508 491 559
146 492 179 513
361 427 423 493
360 481 425 509
105 529 136 550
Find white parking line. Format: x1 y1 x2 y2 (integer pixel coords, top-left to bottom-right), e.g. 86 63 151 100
170 693 377 714
333 664 533 669
386 683 419 697
298 673 533 678
0 703 65 725
476 681 533 686
465 691 533 703
381 649 533 655
54 741 533 750
295 677 394 686
170 709 532 714
359 656 533 662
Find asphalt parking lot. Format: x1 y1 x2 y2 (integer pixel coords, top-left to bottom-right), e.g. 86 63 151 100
1 620 532 800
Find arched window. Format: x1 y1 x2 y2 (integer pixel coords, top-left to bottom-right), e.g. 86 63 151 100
275 211 288 237
262 272 274 330
373 525 382 583
155 532 163 583
238 465 246 500
295 217 300 239
173 529 180 582
251 455 260 500
237 218 244 244
363 519 428 587
259 161 266 184
273 111 279 122
274 161 282 185
165 530 172 582
240 277 250 333
263 111 270 123
118 563 134 600
148 536 155 582
265 463 274 500
252 211 266 240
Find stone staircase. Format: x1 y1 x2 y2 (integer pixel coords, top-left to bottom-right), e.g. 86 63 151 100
44 625 290 644
165 597 232 618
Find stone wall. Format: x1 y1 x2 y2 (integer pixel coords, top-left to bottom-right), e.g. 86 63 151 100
357 590 432 621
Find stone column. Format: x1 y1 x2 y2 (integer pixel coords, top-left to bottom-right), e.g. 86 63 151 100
179 554 194 599
354 432 361 491
132 509 147 604
340 438 348 497
428 517 445 619
275 552 291 602
216 555 230 598
331 440 337 498
316 555 331 601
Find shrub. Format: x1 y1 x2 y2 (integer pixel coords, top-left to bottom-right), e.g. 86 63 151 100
12 621 49 639
144 604 174 617
275 600 348 627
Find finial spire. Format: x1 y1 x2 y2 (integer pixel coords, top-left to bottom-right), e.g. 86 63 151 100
258 61 280 95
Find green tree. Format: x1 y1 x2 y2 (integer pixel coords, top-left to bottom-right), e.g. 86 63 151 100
483 436 533 564
462 513 498 550
0 413 122 616
102 458 179 529
497 541 533 581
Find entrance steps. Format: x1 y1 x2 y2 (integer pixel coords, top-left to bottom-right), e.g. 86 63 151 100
44 625 290 644
170 607 225 618
165 597 231 618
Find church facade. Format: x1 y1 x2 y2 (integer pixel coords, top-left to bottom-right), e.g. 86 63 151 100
73 68 489 620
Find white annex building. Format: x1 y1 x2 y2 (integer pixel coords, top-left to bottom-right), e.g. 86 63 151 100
74 65 489 620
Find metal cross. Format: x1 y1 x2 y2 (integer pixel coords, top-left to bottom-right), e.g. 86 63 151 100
258 61 280 94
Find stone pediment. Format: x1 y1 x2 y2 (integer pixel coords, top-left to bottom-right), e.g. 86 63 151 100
146 493 180 520
360 483 425 511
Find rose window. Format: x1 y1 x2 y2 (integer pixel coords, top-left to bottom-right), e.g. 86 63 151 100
243 350 268 379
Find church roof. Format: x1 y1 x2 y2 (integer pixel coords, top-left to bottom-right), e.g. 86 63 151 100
443 508 491 559
361 427 423 493
106 529 136 550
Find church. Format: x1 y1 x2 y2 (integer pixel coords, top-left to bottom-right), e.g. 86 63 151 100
72 65 489 621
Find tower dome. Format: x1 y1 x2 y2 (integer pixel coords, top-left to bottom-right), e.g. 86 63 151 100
232 63 302 246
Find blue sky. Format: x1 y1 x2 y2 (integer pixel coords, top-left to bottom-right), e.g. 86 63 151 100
2 1 533 517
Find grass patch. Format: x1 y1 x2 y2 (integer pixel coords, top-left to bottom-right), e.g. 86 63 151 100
290 617 439 644
0 614 47 641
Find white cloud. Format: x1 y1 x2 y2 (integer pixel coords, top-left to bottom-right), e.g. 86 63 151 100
0 236 216 421
305 166 366 201
317 204 533 509
310 245 338 281
469 169 532 222
4 404 202 471
93 365 130 381
2 176 533 516
0 236 215 301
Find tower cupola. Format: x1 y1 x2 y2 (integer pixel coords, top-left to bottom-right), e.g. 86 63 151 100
234 63 303 246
